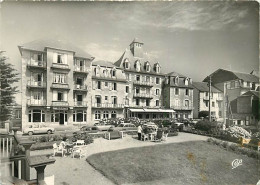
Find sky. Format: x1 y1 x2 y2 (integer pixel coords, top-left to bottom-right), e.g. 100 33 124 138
0 1 259 104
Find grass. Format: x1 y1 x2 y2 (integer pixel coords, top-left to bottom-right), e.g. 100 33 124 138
87 141 259 185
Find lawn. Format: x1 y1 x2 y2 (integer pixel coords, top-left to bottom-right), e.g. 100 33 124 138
87 141 259 185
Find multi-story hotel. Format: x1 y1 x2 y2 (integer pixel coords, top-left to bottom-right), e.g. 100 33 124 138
18 38 193 127
192 82 224 121
163 72 194 120
19 39 94 128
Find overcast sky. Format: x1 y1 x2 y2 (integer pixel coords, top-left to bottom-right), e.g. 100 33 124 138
0 1 259 104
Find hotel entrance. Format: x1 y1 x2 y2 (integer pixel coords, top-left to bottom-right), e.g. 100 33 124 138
51 110 68 125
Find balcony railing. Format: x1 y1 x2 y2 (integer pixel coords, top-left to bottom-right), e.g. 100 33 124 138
170 105 193 110
51 101 69 107
51 63 70 70
51 83 70 90
27 60 46 69
133 93 153 99
27 81 46 88
27 99 46 106
74 84 88 91
92 103 124 109
74 66 89 74
92 75 127 83
133 81 153 87
74 101 88 107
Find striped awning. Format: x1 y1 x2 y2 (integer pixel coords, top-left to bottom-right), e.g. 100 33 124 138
128 108 175 113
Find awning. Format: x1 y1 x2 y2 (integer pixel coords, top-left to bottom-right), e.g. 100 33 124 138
128 108 175 113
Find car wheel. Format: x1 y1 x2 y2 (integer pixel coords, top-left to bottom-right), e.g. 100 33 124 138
47 130 52 134
28 131 33 136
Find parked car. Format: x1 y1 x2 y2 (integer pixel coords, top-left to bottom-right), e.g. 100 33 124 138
23 123 55 135
172 122 184 131
109 123 137 131
73 126 99 135
94 122 114 131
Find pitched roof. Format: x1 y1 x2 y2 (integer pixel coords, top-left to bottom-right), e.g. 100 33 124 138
167 71 187 78
92 60 116 68
114 48 163 75
203 69 259 83
192 82 221 93
242 91 259 98
131 38 143 44
18 39 94 59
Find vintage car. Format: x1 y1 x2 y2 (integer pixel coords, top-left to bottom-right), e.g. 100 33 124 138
23 123 55 135
108 123 137 131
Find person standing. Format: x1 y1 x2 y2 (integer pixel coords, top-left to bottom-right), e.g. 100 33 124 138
137 124 142 140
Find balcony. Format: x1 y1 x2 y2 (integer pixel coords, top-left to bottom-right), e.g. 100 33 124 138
27 99 46 107
74 66 89 74
170 105 193 110
92 75 127 83
51 101 69 107
73 84 88 92
92 103 124 109
133 81 153 87
51 63 70 71
27 81 46 89
51 83 70 90
133 93 153 99
27 60 46 70
74 101 88 107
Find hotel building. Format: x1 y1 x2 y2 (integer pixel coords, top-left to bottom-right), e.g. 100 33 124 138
19 39 193 127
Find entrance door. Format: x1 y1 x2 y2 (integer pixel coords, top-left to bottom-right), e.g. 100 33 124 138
60 113 64 125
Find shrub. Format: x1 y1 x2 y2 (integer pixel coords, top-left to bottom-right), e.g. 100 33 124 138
39 136 48 142
249 132 260 147
222 141 228 148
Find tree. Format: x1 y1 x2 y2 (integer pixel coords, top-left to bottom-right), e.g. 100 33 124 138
198 111 209 118
0 51 20 128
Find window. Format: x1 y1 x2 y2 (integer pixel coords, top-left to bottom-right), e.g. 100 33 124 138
184 78 188 85
185 89 189 96
146 99 150 106
235 81 240 88
156 100 159 106
184 100 189 107
154 63 160 73
57 92 63 101
136 87 140 94
136 75 140 81
247 82 251 87
218 102 222 108
175 77 179 84
146 76 150 82
112 83 117 91
95 111 101 120
73 110 87 122
126 86 129 93
112 70 116 77
230 81 235 89
37 54 42 61
125 97 129 105
53 73 67 84
136 99 140 106
135 61 141 72
15 110 21 119
175 88 179 95
105 96 108 101
205 92 209 97
205 101 209 107
156 89 160 95
57 54 62 63
95 95 101 105
103 69 108 77
105 82 108 87
28 109 45 122
97 81 101 89
145 62 150 72
226 82 231 89
175 99 180 106
112 96 117 105
219 111 222 118
111 111 117 118
156 77 160 84
103 111 109 119
212 102 215 107
124 59 129 69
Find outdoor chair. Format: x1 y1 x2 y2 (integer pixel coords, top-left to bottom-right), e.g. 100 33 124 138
141 133 148 141
53 143 66 157
72 146 86 159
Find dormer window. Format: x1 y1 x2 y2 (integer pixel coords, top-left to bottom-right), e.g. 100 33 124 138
184 78 189 86
124 59 130 69
135 60 141 72
103 69 108 77
112 67 116 77
154 63 160 73
144 62 150 72
175 76 179 84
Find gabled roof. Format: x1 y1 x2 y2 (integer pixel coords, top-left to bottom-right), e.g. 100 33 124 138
130 38 143 44
242 91 259 98
167 71 187 78
18 39 94 59
203 69 259 84
92 60 116 68
192 82 221 93
114 48 163 75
